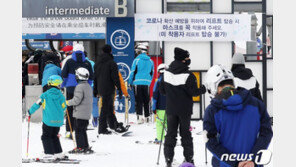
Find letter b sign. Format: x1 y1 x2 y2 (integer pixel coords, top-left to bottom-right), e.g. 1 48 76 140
115 0 127 17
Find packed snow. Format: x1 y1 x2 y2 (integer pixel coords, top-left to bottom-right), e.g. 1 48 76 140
22 113 273 167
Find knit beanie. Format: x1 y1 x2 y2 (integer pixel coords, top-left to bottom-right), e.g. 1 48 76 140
232 53 245 65
174 47 190 61
102 44 112 54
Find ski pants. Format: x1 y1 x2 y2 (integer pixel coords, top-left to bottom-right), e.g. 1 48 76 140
74 119 89 149
99 94 118 133
66 91 74 132
41 123 62 155
156 110 167 141
164 114 193 161
134 85 150 117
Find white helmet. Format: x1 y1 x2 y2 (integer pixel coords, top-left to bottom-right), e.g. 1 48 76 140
205 64 234 97
75 67 89 81
135 43 148 54
73 43 84 52
157 63 168 73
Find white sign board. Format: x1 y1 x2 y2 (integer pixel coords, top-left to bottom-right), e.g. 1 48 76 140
22 17 106 34
135 14 251 41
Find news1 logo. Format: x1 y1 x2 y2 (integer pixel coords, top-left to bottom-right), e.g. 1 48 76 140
221 150 272 165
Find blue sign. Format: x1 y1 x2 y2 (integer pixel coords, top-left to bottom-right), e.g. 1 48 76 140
107 17 135 113
22 41 51 50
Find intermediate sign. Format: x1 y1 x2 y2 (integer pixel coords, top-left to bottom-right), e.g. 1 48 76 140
135 14 251 41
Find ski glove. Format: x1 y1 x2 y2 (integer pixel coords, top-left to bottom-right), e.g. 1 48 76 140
27 110 31 116
200 85 206 94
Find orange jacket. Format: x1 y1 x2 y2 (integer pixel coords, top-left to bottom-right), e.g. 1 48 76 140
118 72 128 97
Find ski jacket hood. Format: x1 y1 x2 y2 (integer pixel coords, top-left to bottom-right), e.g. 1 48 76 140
231 64 253 80
42 64 62 87
168 60 189 74
210 88 251 112
71 51 86 63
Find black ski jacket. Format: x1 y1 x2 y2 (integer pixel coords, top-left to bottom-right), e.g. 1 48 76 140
93 53 122 96
231 64 263 101
160 60 206 117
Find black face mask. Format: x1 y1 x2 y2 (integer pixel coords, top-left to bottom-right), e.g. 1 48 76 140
184 59 191 66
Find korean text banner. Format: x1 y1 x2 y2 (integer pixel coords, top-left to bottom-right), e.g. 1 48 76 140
135 14 251 41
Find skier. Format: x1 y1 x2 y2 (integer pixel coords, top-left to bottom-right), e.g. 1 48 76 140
152 63 168 144
67 67 94 154
61 45 73 69
93 44 127 134
41 56 62 92
61 43 94 139
128 43 154 124
27 75 67 161
231 53 263 101
203 64 273 167
159 47 206 166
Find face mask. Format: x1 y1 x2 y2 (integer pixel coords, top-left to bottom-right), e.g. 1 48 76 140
184 59 191 66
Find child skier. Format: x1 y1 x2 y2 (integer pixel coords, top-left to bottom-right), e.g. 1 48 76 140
67 67 94 154
152 64 168 144
203 64 273 167
28 75 67 161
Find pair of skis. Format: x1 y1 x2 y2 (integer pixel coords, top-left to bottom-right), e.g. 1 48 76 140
22 157 80 164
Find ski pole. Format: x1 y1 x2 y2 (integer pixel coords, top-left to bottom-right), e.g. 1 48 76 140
26 115 31 158
156 113 167 165
66 109 76 148
155 115 167 132
205 145 208 164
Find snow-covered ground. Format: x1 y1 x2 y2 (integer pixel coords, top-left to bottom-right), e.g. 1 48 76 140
22 113 273 167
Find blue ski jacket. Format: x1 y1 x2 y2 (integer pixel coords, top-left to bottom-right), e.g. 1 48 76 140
41 64 62 87
152 74 166 111
203 88 273 167
29 87 66 127
61 51 94 93
128 53 154 86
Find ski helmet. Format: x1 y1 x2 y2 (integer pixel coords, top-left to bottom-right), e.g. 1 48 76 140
157 63 168 73
75 67 89 81
47 75 63 87
179 162 195 167
73 43 84 52
135 43 148 54
205 64 234 97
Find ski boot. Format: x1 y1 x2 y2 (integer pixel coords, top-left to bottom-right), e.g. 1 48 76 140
137 115 144 124
54 153 68 160
98 129 112 135
115 122 128 133
184 157 195 166
153 138 161 144
83 147 94 154
42 154 55 163
165 158 173 167
68 148 84 154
